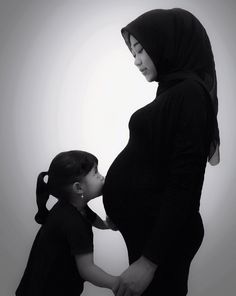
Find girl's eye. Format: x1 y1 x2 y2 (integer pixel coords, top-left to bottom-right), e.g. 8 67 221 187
138 48 143 53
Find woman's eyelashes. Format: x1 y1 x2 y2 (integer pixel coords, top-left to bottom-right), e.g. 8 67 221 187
138 47 143 53
131 50 136 57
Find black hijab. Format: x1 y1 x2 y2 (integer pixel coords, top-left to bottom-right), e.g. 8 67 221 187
121 8 220 165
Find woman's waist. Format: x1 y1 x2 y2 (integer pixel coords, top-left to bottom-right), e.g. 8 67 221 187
103 188 163 219
103 186 201 222
103 171 165 204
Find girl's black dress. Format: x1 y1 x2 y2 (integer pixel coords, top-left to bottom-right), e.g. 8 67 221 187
16 201 96 296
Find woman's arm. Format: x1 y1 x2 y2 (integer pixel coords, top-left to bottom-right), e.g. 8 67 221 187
75 252 119 292
116 256 157 296
143 81 209 263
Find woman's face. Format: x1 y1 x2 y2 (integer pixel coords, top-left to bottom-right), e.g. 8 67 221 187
130 35 157 82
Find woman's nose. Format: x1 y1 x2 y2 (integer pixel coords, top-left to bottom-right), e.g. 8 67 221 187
134 56 141 66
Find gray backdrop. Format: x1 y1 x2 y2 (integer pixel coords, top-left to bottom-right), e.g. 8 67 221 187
0 0 235 295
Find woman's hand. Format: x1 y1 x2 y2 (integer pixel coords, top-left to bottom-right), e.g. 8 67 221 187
112 276 121 295
116 256 157 296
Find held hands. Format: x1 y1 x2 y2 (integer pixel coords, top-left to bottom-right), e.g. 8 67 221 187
111 276 121 295
115 256 157 296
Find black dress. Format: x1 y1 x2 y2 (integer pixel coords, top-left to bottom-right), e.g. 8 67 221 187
103 79 212 295
15 201 96 296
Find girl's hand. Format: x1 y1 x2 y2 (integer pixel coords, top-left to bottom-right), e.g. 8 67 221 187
105 216 118 231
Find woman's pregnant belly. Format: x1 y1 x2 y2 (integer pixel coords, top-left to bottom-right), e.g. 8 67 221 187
102 144 137 218
103 142 163 226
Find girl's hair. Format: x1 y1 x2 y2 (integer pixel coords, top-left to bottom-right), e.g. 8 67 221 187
35 150 98 225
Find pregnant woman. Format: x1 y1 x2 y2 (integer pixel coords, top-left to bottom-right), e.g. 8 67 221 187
103 8 220 296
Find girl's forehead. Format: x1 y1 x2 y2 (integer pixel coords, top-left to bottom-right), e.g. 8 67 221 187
91 163 98 171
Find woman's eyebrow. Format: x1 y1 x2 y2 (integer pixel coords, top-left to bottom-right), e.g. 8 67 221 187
131 41 139 49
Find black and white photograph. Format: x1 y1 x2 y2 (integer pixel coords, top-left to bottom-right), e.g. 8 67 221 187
0 1 235 295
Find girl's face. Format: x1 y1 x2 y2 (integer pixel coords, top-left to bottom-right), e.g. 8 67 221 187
130 35 157 82
80 165 104 200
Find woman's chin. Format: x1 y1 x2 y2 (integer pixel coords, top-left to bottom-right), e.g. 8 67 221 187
145 75 156 82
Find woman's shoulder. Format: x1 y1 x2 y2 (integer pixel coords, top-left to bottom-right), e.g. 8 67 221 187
169 78 207 97
171 79 210 120
155 79 209 117
163 78 208 109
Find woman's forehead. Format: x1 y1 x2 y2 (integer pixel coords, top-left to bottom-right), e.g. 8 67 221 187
130 35 140 48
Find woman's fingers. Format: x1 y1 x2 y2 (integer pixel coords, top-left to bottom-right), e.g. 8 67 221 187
115 257 156 296
116 285 134 296
124 289 133 296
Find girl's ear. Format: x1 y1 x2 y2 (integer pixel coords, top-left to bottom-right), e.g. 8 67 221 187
72 182 83 195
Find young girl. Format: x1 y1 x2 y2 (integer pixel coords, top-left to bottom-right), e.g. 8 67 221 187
16 150 119 296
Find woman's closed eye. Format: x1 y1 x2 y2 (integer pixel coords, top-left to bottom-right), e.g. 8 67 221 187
131 46 143 57
131 50 136 58
137 47 143 53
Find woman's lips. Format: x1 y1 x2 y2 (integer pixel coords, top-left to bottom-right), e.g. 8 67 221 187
140 68 147 74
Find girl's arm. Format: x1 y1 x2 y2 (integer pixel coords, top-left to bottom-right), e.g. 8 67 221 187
92 215 118 230
85 206 111 230
92 215 109 229
75 252 119 292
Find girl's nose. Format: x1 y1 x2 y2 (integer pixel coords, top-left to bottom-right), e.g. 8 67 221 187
99 174 105 182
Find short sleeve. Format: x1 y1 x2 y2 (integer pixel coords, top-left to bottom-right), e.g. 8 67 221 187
84 205 98 223
64 211 94 256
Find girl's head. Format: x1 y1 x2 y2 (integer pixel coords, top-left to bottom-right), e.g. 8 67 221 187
35 150 104 224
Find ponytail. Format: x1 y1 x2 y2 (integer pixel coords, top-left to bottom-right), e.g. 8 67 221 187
35 171 50 225
34 150 98 225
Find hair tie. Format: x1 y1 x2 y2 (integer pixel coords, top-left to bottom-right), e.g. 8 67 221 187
41 171 49 181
